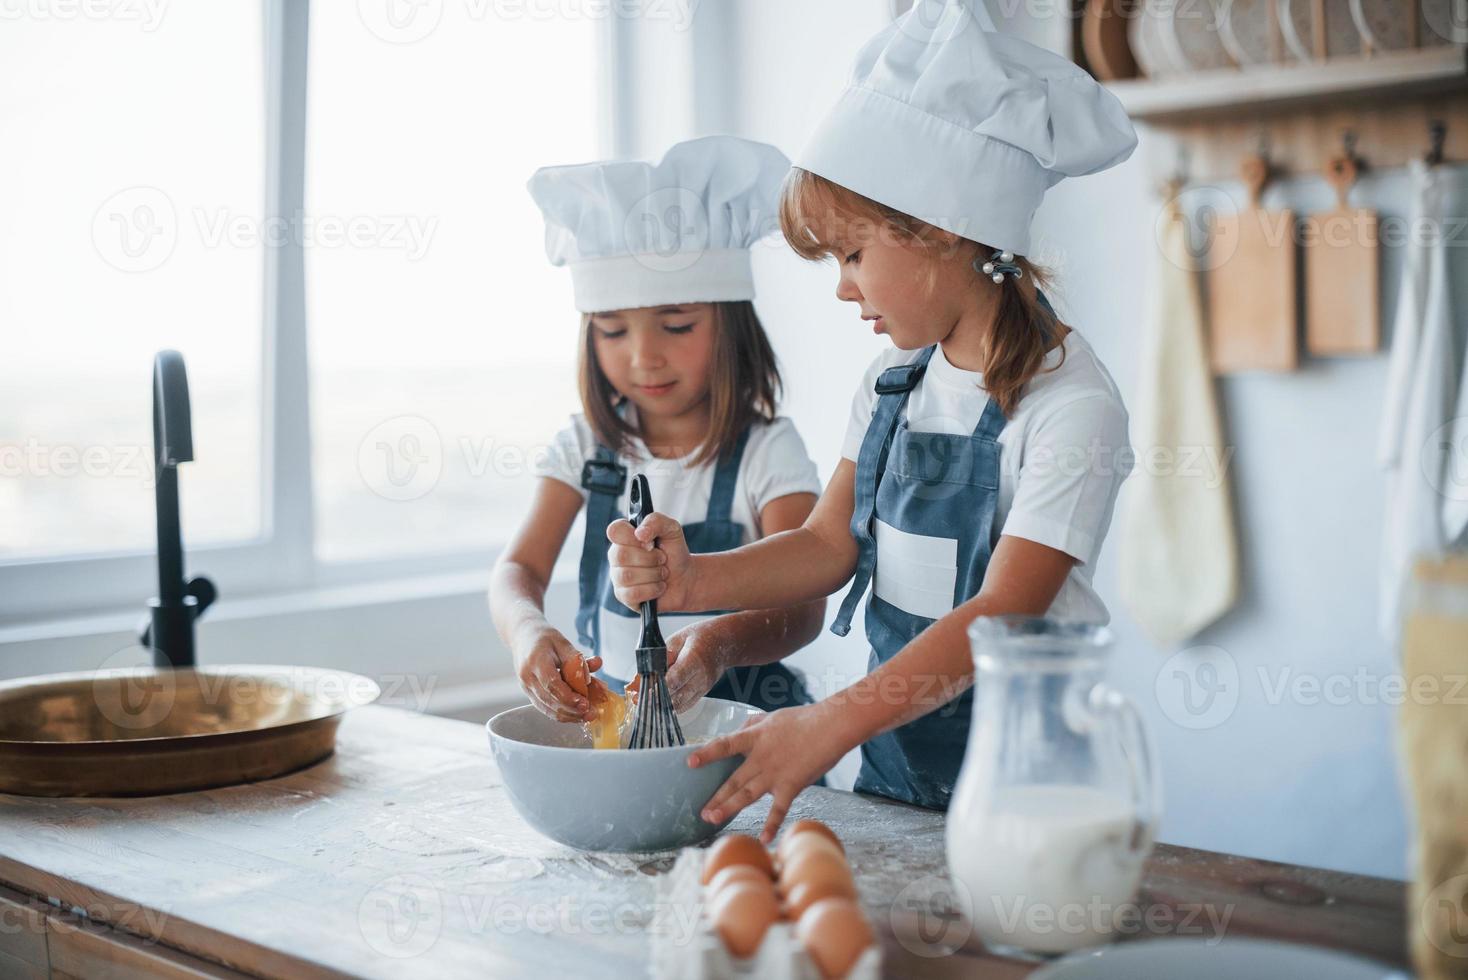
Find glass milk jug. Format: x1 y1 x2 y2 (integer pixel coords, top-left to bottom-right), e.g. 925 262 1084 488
947 616 1160 957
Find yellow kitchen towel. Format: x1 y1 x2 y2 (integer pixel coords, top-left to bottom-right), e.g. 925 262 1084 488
1118 195 1239 647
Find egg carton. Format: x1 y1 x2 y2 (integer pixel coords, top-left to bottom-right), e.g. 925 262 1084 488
650 848 882 980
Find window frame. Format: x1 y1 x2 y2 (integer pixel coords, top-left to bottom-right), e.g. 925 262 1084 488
0 0 624 624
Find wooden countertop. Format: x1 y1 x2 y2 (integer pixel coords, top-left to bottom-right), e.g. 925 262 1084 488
0 705 1408 978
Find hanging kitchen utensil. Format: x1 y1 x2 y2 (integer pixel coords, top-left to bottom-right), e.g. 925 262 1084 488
1208 152 1299 373
1306 135 1380 355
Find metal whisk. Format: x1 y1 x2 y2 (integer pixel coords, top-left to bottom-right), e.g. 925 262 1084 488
626 474 686 750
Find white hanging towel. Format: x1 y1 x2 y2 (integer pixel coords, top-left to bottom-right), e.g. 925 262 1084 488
1380 162 1460 641
1442 171 1468 543
1377 160 1437 468
1118 195 1239 647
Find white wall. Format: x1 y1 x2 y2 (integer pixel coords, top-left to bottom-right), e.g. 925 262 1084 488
707 0 1441 879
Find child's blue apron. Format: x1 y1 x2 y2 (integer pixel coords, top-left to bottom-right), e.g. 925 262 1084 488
573 426 816 715
830 319 1024 809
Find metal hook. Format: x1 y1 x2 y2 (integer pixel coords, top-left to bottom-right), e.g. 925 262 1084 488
1427 119 1447 167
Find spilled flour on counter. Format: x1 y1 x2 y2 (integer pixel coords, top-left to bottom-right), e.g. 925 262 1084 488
353 783 684 884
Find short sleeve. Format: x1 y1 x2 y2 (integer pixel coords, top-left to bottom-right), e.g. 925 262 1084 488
1001 392 1133 566
538 415 594 501
745 417 822 515
841 356 888 462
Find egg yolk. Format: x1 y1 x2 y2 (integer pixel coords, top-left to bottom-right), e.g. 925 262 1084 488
559 652 636 749
584 678 632 750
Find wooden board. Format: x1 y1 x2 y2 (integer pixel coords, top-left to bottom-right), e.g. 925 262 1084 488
0 705 1410 978
1208 207 1300 372
1209 156 1299 373
1305 206 1380 354
1306 155 1381 355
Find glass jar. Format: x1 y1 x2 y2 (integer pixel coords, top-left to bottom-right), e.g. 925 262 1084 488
947 616 1161 957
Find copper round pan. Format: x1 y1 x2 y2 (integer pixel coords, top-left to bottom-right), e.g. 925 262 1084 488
0 665 380 797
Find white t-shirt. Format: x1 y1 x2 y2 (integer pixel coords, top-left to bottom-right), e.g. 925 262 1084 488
544 413 822 681
841 330 1132 625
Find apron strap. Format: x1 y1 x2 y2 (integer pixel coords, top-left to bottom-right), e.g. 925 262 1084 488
972 394 1007 439
830 347 937 637
574 444 627 650
704 425 752 525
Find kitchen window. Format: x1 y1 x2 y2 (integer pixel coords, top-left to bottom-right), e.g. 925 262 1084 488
0 1 615 621
305 0 595 564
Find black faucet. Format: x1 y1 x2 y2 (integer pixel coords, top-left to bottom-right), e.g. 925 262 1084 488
139 350 216 668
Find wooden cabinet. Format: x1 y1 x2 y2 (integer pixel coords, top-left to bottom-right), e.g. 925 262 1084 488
0 885 249 980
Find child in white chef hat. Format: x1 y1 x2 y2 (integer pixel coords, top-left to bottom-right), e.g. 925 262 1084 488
608 1 1139 834
490 135 827 731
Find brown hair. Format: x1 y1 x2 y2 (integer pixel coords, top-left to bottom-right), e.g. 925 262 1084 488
779 168 1064 417
578 301 782 466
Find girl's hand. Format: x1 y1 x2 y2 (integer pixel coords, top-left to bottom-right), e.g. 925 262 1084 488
606 513 699 611
689 702 852 844
513 626 602 723
664 623 730 714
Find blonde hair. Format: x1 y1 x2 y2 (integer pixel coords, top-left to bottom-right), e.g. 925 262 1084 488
779 167 1064 417
578 301 782 466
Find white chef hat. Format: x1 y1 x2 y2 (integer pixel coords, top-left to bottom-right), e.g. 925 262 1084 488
796 0 1138 257
527 135 791 313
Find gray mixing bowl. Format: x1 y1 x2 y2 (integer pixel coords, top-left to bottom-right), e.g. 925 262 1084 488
486 697 762 852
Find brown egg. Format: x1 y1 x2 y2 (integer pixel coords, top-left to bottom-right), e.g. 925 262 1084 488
560 653 590 697
785 819 845 853
710 881 780 959
705 864 775 902
776 827 844 870
782 875 857 920
778 846 853 896
797 898 875 979
702 834 775 885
